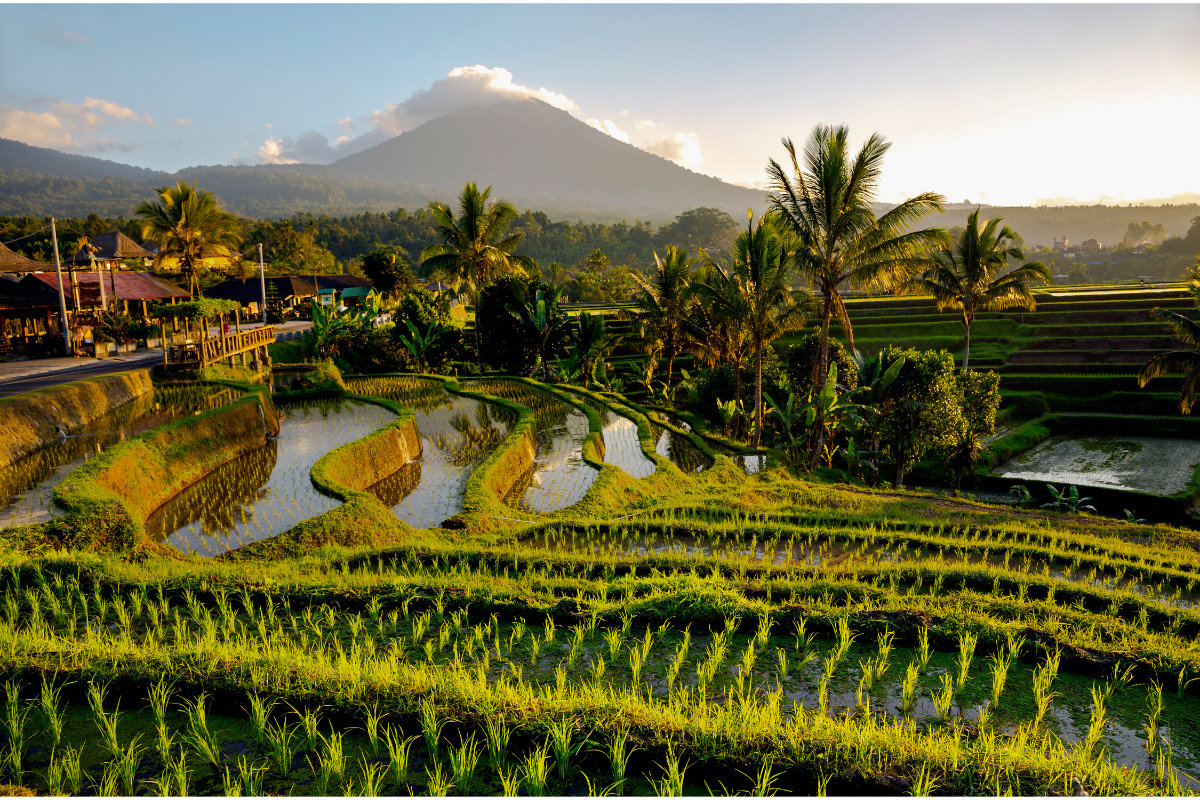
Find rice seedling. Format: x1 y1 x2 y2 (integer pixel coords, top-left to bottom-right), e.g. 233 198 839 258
353 754 387 796
1145 681 1165 757
931 673 955 722
499 765 523 796
521 740 552 796
1031 651 1062 731
916 627 932 673
988 649 1013 708
910 763 938 796
425 758 455 796
264 717 299 778
38 677 67 753
86 679 123 761
741 754 784 797
420 698 448 761
97 757 122 797
900 661 920 716
448 733 482 791
166 747 191 796
956 631 977 689
605 728 637 791
183 691 225 771
383 726 419 787
651 741 690 796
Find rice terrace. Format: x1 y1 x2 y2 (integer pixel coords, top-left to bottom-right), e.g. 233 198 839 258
1 4 1200 795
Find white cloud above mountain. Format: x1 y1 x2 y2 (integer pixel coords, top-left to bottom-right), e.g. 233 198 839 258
644 133 703 170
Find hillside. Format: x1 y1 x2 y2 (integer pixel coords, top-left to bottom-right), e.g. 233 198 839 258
332 98 768 218
0 137 164 183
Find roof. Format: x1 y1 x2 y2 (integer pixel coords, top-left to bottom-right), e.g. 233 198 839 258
204 276 318 304
69 231 156 265
308 274 373 291
0 274 60 311
340 286 372 298
23 271 189 305
0 241 50 273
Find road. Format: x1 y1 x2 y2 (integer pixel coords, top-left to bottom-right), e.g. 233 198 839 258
0 351 164 399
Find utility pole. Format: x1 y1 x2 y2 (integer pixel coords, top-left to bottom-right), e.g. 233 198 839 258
88 244 105 310
258 243 267 325
50 217 71 356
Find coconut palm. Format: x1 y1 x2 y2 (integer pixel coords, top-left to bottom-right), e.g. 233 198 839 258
908 208 1050 369
1138 307 1200 414
767 124 948 467
420 183 532 375
627 245 694 387
697 212 812 447
135 181 242 297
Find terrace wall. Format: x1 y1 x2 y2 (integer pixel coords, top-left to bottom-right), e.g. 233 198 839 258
0 369 154 469
47 385 279 552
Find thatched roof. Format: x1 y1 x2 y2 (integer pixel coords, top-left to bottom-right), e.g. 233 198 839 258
205 276 319 304
69 231 155 265
0 241 50 273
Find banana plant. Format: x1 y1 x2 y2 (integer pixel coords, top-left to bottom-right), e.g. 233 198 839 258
506 287 572 381
396 320 447 373
716 397 742 438
1042 484 1096 514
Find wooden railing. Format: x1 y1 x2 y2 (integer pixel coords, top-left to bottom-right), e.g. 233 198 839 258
167 325 275 367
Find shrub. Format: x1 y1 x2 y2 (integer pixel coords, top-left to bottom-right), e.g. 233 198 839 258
393 289 452 331
783 334 858 397
477 276 562 374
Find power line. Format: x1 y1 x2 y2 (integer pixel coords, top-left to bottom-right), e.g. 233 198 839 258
1 226 50 246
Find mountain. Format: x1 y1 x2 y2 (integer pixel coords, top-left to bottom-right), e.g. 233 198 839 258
0 137 165 182
332 98 767 218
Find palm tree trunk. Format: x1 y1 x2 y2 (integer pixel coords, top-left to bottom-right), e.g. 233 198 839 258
963 322 971 371
734 354 743 440
474 289 483 376
808 297 834 469
753 343 763 449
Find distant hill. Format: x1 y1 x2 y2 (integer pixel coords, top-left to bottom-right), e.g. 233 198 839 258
332 98 768 218
931 205 1200 249
0 137 165 183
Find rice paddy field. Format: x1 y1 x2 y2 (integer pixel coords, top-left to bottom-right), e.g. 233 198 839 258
4 370 1200 797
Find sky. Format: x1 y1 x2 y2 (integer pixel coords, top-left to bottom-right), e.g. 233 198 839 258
1 3 1198 207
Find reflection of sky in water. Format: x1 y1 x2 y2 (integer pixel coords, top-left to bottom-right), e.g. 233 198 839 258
147 401 394 556
464 380 599 514
993 435 1200 496
570 394 656 479
0 386 241 529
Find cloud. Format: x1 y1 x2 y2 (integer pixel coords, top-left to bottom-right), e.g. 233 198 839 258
336 117 356 134
634 119 664 132
732 178 769 191
0 96 154 153
34 26 92 45
644 133 703 170
586 119 630 144
242 128 391 166
368 65 579 136
167 117 192 127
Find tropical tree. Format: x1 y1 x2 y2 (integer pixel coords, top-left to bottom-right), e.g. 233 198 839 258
135 181 242 297
419 182 532 375
506 285 573 381
766 124 948 467
628 245 694 387
907 208 1050 369
697 212 811 447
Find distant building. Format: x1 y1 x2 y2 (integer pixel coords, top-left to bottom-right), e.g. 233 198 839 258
69 231 155 270
1053 237 1069 253
1080 239 1104 254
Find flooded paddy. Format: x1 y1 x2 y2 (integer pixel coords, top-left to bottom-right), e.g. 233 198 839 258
347 376 516 528
146 399 394 556
465 380 598 513
651 410 759 474
992 435 1200 496
0 384 242 529
570 393 657 478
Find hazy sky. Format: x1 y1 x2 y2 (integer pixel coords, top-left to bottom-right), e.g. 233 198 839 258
2 4 1197 206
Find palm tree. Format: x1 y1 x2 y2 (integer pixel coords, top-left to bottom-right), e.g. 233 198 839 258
697 212 811 447
628 245 694 387
766 124 948 467
908 208 1050 369
420 183 532 375
1138 307 1200 414
135 181 242 297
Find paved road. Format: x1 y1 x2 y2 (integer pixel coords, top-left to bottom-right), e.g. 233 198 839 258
0 351 164 399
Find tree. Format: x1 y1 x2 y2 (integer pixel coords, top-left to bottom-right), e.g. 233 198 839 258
362 248 417 299
658 207 739 252
874 348 963 487
135 181 242 297
697 211 811 447
906 208 1050 369
506 285 573 381
767 125 948 467
628 244 694 388
420 183 531 375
